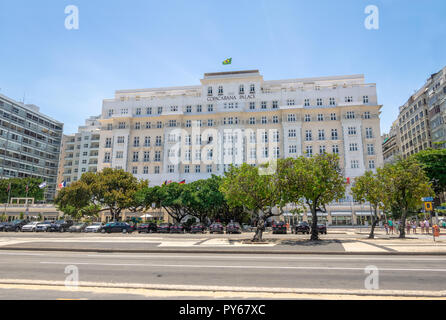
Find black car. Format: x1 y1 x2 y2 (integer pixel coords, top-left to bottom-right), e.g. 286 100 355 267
68 223 88 233
226 222 242 234
313 223 327 235
190 223 207 234
3 220 28 232
170 224 185 233
272 221 287 234
294 222 310 234
209 222 224 234
0 222 10 232
48 220 74 232
157 223 172 233
100 222 135 234
137 222 158 233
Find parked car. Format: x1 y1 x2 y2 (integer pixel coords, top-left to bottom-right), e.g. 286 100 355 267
21 221 40 232
190 223 207 234
272 221 287 234
0 222 9 232
313 223 327 235
101 222 135 234
226 222 242 234
48 220 74 232
84 222 103 233
36 221 53 232
294 222 310 234
242 224 255 232
68 223 88 233
170 224 185 233
157 223 172 233
3 220 28 232
209 222 225 234
137 222 158 233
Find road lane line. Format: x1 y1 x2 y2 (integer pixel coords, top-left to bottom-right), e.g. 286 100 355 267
39 261 446 272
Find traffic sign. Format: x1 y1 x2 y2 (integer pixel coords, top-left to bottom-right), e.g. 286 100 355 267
422 197 434 202
425 202 433 211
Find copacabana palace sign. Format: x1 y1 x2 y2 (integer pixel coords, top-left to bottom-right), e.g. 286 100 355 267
207 94 255 102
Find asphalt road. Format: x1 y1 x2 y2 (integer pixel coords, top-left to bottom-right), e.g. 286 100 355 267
0 250 445 299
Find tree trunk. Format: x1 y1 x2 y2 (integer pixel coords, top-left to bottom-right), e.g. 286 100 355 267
368 207 378 239
310 204 319 241
252 212 265 242
399 208 407 239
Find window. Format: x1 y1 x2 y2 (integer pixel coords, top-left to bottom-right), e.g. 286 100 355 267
317 114 324 121
288 129 296 138
133 137 140 147
367 144 375 155
364 111 371 119
351 160 360 169
305 130 312 141
116 151 123 159
304 98 310 107
366 128 373 139
184 165 190 173
108 109 114 117
332 145 339 154
239 85 244 94
346 111 355 119
136 108 141 115
120 108 128 115
368 160 375 169
347 127 357 135
331 129 338 140
272 101 278 109
306 146 313 157
273 147 280 158
287 99 295 106
208 87 213 96
105 138 112 148
262 147 269 158
218 86 223 95
289 145 297 154
154 151 161 162
155 136 162 146
207 104 213 112
207 164 212 173
135 122 141 130
272 130 280 142
170 106 178 112
168 165 175 173
208 119 214 127
144 136 150 147
168 120 177 127
345 96 353 103
132 167 138 174
363 96 369 104
304 114 311 122
118 122 126 129
249 117 256 125
250 84 255 94
195 165 201 173
261 131 268 143
146 107 152 115
157 107 163 114
117 136 125 144
186 105 192 113
249 102 255 110
145 122 151 129
157 121 162 129
317 98 323 106
104 153 111 163
330 113 337 121
261 116 267 124
154 166 160 174
107 123 112 130
318 129 325 140
349 143 358 151
261 101 267 109
272 115 279 123
329 98 336 106
143 151 150 162
197 105 202 112
186 120 191 128
319 145 326 154
143 166 149 174
132 152 139 162
287 114 296 122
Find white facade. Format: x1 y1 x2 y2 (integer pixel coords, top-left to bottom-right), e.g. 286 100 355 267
98 70 383 189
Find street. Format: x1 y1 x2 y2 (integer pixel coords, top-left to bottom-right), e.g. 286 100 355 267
0 250 445 299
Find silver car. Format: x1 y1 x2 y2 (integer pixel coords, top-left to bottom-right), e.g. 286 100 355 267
21 221 40 232
35 221 52 232
84 222 103 233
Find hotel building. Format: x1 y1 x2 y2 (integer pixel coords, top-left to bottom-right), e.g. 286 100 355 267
98 70 384 225
0 93 63 201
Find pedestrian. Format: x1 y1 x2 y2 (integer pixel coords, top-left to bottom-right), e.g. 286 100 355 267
420 220 425 234
425 219 430 234
406 221 411 234
388 219 393 234
411 220 417 234
384 222 389 235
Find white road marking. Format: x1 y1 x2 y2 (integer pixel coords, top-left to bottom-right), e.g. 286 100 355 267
39 261 446 272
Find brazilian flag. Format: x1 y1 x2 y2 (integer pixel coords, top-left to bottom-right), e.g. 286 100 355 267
222 58 232 65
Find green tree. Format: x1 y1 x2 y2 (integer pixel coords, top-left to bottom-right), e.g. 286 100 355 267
220 163 282 242
0 178 45 203
351 171 384 239
295 154 346 241
380 157 434 238
413 148 446 199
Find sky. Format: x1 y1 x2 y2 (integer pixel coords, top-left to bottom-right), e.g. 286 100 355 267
0 0 445 134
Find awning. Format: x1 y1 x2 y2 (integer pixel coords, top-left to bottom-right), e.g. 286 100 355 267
331 212 353 216
306 212 328 216
355 212 373 216
141 214 153 218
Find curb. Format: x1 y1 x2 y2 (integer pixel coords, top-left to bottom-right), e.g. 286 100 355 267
2 246 446 255
0 279 444 298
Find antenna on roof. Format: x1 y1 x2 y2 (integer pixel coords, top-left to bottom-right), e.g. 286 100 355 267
23 91 26 104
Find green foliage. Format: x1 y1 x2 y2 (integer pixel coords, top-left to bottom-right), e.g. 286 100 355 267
413 148 446 194
0 178 45 203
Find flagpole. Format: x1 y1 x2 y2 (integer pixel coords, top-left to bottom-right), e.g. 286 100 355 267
25 185 29 218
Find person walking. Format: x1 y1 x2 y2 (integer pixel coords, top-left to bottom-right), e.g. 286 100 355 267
406 221 411 234
384 221 389 235
411 220 417 234
425 219 430 234
388 219 394 234
420 220 425 234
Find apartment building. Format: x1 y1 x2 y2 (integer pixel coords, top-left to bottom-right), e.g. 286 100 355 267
0 93 63 201
57 115 101 187
427 67 446 148
382 120 400 164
